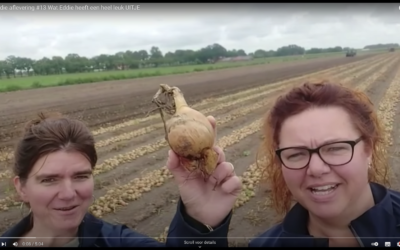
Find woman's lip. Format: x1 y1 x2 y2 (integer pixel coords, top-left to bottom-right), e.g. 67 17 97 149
54 205 78 210
54 205 79 215
306 183 340 189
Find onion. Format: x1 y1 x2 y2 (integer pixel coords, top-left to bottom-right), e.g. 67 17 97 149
152 84 218 179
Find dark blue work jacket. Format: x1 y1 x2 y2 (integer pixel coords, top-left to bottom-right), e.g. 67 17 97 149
1 199 231 247
249 182 400 247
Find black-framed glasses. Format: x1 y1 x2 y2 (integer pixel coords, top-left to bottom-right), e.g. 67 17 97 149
275 137 363 170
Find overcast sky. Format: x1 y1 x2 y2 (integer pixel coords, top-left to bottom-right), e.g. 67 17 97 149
0 3 399 60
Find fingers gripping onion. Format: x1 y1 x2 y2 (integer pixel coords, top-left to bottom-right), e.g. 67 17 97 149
152 84 219 180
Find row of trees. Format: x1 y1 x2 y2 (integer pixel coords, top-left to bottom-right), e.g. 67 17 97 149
363 43 399 50
0 43 385 79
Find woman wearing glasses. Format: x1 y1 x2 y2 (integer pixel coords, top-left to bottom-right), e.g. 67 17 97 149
250 81 400 247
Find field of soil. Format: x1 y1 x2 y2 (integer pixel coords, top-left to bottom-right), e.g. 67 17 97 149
1 51 400 246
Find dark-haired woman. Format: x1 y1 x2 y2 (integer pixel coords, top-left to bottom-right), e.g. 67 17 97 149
1 113 241 247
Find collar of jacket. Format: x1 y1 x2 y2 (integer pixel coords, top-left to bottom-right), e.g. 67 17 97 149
1 213 103 247
280 182 400 247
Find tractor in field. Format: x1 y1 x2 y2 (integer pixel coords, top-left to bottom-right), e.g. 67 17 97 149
389 48 395 52
346 50 357 57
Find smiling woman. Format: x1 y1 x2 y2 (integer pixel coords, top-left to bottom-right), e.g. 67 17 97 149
0 112 235 247
250 80 400 247
15 151 96 235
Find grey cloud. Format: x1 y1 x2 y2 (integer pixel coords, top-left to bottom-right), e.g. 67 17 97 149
224 17 277 40
46 18 222 57
369 3 400 24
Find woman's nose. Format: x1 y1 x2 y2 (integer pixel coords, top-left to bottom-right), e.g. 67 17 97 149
306 153 331 177
57 181 76 200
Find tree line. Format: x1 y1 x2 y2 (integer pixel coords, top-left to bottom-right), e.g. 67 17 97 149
363 43 399 50
0 43 381 79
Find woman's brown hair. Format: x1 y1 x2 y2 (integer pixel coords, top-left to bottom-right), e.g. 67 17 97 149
14 111 97 183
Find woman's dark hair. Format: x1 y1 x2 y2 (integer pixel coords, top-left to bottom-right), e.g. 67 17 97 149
14 111 97 182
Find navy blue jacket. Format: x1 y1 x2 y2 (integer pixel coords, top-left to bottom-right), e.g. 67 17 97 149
249 182 400 247
1 199 231 247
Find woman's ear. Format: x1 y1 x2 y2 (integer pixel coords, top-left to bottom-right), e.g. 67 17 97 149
13 176 28 202
364 140 373 161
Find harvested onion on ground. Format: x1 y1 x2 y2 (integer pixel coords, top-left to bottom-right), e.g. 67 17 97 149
152 84 218 180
